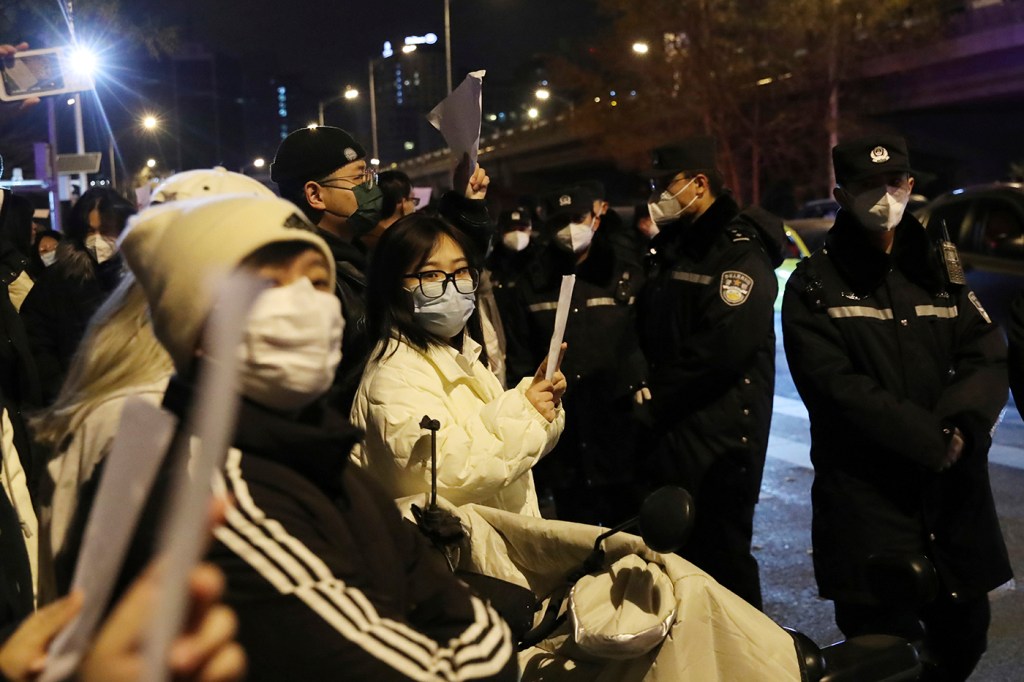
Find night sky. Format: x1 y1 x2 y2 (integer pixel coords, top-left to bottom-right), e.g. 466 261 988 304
129 0 603 91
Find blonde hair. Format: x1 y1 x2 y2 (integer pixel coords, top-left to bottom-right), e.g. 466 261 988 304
31 273 174 449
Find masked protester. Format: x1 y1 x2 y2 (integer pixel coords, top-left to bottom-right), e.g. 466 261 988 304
350 213 566 516
33 168 274 598
271 127 494 413
58 196 517 682
503 186 647 526
636 137 787 610
20 188 136 403
782 135 1011 681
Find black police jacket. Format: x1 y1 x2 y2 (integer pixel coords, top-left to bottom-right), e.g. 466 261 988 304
504 234 646 486
782 209 1012 603
637 195 785 501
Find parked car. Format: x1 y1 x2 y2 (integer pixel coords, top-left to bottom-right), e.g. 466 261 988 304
914 182 1024 328
776 225 810 311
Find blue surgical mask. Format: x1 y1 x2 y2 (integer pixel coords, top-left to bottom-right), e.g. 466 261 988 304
410 286 476 339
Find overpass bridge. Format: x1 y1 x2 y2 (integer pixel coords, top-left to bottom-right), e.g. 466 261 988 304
398 1 1024 199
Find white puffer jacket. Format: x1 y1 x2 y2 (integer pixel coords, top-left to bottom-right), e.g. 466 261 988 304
350 334 563 516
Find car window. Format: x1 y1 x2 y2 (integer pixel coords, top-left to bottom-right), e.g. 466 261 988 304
973 199 1024 260
925 200 972 246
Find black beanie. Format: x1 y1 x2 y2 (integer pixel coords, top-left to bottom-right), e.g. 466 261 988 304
270 126 367 186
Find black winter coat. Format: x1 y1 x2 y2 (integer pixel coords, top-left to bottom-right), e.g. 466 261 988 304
504 234 646 487
19 241 121 403
59 381 517 682
637 196 786 501
782 210 1012 603
1008 290 1024 421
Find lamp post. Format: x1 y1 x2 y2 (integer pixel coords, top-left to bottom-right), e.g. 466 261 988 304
369 61 379 160
317 86 360 127
444 0 453 93
108 114 160 193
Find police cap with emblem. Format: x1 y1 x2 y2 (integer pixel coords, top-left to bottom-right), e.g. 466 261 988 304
543 185 600 220
832 134 913 186
650 136 718 177
498 206 533 232
270 126 366 186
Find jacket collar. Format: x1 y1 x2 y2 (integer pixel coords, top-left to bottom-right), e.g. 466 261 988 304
315 226 367 273
163 375 362 498
825 209 946 295
651 194 740 262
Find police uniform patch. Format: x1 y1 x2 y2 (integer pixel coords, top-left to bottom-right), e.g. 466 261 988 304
870 146 890 164
343 147 358 162
559 195 572 207
968 291 992 324
721 271 754 306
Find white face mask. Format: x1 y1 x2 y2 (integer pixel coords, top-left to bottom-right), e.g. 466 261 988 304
40 251 57 267
501 231 530 252
238 277 344 412
555 220 595 253
647 178 697 226
410 284 476 339
85 234 117 264
851 185 910 232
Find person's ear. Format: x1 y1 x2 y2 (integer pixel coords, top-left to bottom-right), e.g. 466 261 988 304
907 176 915 193
304 181 326 211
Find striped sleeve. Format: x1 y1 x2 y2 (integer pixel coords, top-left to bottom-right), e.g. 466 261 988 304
212 449 515 681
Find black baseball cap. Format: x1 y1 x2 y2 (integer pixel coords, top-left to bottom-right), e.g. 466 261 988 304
270 126 366 186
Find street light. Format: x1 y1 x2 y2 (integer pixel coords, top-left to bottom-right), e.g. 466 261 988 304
533 87 575 118
146 158 157 169
318 86 360 126
527 107 539 120
108 113 161 192
632 41 650 55
253 157 266 169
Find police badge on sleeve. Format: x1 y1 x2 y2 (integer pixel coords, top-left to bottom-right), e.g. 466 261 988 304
721 271 754 306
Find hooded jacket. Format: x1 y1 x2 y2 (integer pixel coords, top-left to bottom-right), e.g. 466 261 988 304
782 210 1011 603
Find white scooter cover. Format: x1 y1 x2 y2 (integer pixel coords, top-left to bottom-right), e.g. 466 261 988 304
447 502 801 681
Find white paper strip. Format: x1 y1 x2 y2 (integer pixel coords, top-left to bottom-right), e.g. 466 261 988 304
141 272 266 682
546 275 575 380
41 398 177 682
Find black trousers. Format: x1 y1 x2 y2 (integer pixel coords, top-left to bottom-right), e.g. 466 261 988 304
676 489 763 611
834 593 991 682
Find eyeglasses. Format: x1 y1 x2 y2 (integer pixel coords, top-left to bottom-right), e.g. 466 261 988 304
404 267 480 299
405 196 421 206
318 167 378 190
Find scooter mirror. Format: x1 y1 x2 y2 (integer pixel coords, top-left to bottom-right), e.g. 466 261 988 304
637 486 694 553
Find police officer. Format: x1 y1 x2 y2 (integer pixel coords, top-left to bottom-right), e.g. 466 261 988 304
637 137 786 609
505 185 647 526
782 134 1011 681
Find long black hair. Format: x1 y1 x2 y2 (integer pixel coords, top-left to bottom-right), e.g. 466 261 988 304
366 212 483 360
65 188 135 244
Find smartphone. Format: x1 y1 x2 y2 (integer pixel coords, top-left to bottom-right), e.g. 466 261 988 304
0 46 95 102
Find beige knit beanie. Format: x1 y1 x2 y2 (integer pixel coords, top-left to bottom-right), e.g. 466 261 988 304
119 194 336 374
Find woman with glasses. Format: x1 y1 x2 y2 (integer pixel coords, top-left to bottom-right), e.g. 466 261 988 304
350 213 566 516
